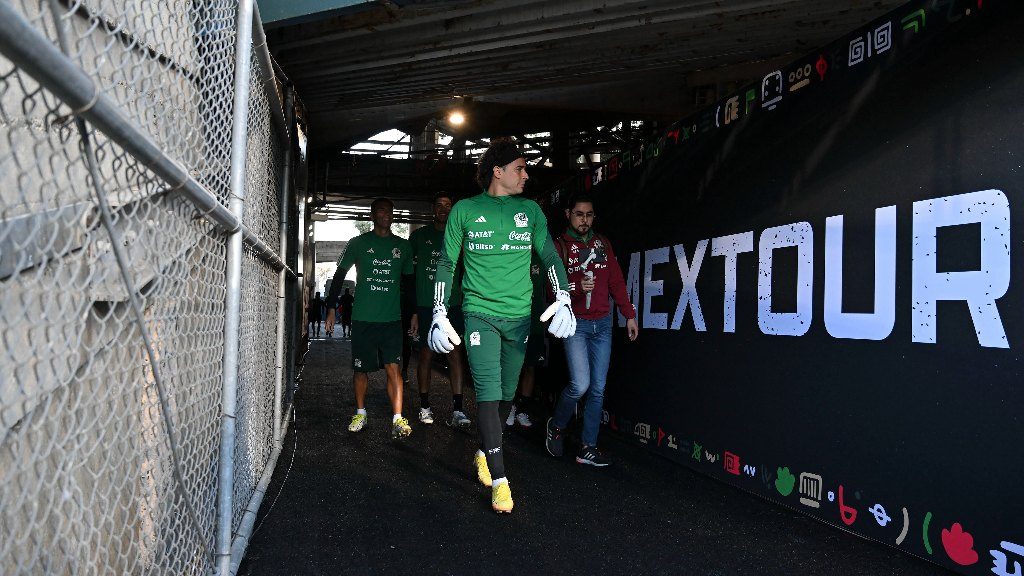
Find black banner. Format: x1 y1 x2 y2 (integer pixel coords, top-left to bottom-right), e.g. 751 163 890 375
560 1 1024 573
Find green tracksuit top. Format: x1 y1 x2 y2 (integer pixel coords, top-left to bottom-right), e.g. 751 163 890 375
435 192 568 319
328 231 413 322
410 224 462 308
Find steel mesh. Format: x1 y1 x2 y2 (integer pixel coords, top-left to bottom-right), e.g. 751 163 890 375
10 0 239 206
232 248 280 533
1 1 293 574
242 53 283 246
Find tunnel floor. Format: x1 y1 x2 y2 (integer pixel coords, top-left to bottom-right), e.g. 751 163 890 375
237 334 950 576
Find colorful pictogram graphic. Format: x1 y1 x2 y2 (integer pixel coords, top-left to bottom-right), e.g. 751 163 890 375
837 485 857 526
775 467 796 496
723 451 740 475
941 522 979 566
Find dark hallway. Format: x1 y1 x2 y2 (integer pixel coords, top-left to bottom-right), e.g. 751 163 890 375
238 336 948 576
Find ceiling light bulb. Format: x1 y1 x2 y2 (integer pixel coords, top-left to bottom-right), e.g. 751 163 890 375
448 111 465 126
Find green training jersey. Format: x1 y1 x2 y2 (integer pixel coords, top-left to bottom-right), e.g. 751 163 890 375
435 192 568 319
410 224 462 308
330 231 413 322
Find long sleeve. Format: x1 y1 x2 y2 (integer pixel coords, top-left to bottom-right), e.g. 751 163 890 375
434 210 463 308
605 240 636 320
534 232 570 294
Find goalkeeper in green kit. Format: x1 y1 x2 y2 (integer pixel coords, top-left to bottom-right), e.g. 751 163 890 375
428 138 575 513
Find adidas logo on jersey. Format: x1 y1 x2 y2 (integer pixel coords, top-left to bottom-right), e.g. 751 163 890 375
475 216 487 223
366 248 375 253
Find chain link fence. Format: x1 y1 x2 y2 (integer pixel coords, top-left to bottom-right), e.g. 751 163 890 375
0 1 299 574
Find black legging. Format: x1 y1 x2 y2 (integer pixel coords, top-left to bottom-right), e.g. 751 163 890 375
478 400 512 480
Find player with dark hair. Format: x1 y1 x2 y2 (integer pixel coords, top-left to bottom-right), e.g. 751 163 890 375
428 138 575 513
409 192 471 429
326 197 415 439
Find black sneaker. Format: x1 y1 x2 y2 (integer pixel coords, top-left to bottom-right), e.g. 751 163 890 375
545 417 564 457
576 445 610 467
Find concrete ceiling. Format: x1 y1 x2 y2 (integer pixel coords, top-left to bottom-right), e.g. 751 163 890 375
266 0 905 152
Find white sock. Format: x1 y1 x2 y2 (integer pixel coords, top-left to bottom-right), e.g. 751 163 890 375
393 414 402 423
476 449 485 457
491 477 508 486
356 409 366 416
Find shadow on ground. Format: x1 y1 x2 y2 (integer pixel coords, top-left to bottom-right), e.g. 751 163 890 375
238 336 950 576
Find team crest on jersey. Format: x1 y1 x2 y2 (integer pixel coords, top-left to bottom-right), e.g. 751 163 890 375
469 331 481 346
530 264 540 276
514 212 528 227
392 247 401 258
354 359 362 368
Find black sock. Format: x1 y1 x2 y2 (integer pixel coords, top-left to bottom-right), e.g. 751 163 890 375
477 401 505 479
420 393 430 409
452 393 463 412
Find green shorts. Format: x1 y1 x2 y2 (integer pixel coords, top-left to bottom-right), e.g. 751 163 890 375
416 305 464 349
463 312 530 402
351 320 403 372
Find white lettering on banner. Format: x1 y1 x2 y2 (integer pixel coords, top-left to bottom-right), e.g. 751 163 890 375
671 240 707 331
711 232 754 333
912 189 1009 348
643 247 670 329
824 206 897 340
758 222 814 336
626 190 1011 348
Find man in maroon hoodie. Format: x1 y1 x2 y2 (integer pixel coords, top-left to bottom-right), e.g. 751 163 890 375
545 194 639 466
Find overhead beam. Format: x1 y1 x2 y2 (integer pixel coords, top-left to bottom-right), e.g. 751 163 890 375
257 0 371 25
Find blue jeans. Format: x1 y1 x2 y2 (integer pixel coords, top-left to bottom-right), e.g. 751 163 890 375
552 313 612 447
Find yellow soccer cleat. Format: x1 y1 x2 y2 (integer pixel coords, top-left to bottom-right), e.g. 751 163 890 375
391 417 412 439
348 413 367 432
474 452 492 487
491 482 513 514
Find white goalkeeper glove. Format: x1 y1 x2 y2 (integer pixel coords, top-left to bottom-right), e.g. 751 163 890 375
428 304 462 353
540 289 576 338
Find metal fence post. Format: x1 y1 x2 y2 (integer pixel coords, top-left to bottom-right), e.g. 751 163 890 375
273 86 295 444
217 0 256 574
